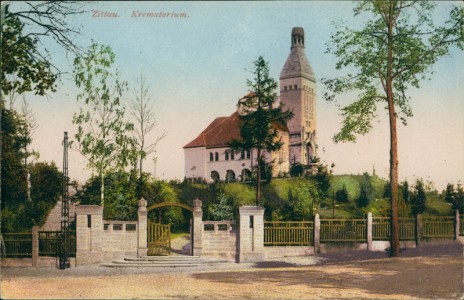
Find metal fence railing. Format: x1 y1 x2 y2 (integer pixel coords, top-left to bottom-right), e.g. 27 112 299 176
320 219 366 243
422 216 455 239
2 233 33 258
38 231 76 257
399 218 416 241
264 221 314 246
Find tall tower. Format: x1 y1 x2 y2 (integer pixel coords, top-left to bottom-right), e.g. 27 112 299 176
280 27 317 167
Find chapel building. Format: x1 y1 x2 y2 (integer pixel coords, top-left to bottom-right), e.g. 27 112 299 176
183 27 317 182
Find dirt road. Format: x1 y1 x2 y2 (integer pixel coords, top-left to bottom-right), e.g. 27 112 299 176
1 242 463 299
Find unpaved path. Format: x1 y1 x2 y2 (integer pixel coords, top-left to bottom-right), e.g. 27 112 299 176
1 242 463 299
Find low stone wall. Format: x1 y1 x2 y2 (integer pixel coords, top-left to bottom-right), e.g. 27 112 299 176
76 206 140 265
102 221 138 254
1 257 76 267
202 221 236 261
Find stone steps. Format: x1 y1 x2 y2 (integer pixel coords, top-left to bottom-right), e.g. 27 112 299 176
101 255 229 268
40 200 76 231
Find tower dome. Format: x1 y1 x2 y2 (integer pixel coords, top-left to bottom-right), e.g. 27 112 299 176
280 27 315 81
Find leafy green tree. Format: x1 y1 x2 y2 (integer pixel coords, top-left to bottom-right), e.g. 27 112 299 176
444 183 455 206
357 172 373 208
411 179 426 215
402 180 410 204
308 157 332 201
1 2 84 98
335 184 349 203
208 193 234 221
323 1 463 256
74 171 138 220
1 107 29 210
228 56 293 206
28 162 62 225
72 42 137 205
455 185 464 214
285 184 318 220
357 187 370 208
444 183 464 214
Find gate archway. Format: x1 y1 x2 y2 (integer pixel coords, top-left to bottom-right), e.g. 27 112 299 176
147 202 193 213
146 202 194 256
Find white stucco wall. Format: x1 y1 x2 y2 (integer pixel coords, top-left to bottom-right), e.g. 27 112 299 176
185 134 290 182
184 147 207 179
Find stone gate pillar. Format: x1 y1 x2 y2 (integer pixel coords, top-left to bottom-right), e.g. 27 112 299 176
75 205 103 265
192 199 203 256
238 206 265 263
137 198 148 257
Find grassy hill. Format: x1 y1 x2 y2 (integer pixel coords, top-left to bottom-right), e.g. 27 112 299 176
175 174 453 220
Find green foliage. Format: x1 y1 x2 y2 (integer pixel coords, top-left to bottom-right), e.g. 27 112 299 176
28 162 62 226
357 172 373 207
72 42 137 204
208 193 234 221
411 179 427 215
262 178 319 221
1 108 29 209
335 184 349 203
75 172 138 220
228 56 293 206
223 183 256 207
1 2 83 98
323 2 463 142
1 13 56 96
443 183 464 214
147 180 186 233
1 105 62 232
308 158 332 200
330 175 361 200
102 172 138 221
290 164 304 177
402 180 410 204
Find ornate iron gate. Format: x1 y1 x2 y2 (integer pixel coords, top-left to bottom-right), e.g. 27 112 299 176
147 221 171 255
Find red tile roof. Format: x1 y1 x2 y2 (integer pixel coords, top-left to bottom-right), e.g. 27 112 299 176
183 112 242 149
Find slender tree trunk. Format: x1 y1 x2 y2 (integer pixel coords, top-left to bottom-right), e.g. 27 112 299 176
256 148 261 207
100 172 105 206
386 1 400 257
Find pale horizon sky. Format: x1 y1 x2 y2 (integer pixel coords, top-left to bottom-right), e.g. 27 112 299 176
9 1 464 191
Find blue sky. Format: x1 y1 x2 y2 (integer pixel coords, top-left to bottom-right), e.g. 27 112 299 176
11 1 464 190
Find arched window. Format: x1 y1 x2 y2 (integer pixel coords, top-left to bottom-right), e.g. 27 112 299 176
209 153 213 162
215 152 219 161
210 171 220 183
225 170 236 183
231 151 235 160
241 169 251 182
225 152 229 161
